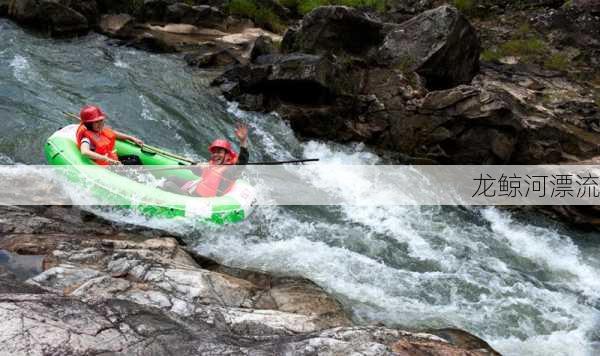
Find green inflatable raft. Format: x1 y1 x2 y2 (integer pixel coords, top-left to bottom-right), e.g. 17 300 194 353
44 125 256 224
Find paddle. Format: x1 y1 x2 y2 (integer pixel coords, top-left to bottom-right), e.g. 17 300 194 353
63 111 320 167
139 159 320 172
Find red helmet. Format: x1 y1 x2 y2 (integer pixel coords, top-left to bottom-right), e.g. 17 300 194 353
80 105 106 123
208 139 234 155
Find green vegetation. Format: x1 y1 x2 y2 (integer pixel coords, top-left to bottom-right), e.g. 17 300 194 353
453 0 475 15
228 0 285 32
544 53 570 72
480 48 501 62
562 0 573 9
479 20 572 72
394 55 415 74
278 0 386 15
500 38 546 59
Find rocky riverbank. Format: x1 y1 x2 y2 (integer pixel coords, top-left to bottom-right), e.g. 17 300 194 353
0 206 500 355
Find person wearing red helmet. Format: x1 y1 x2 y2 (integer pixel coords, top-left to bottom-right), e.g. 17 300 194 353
76 105 144 166
163 123 249 197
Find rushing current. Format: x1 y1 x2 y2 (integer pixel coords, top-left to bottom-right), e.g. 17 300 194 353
1 19 599 355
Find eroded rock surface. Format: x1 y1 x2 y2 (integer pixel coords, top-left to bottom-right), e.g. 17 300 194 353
0 206 499 355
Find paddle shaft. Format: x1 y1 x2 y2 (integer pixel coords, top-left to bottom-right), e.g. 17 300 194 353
143 159 320 172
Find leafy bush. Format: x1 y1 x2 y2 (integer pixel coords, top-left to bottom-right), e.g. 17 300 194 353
278 0 386 15
228 0 285 32
480 48 501 62
544 53 570 71
499 38 546 59
453 0 475 15
229 0 258 16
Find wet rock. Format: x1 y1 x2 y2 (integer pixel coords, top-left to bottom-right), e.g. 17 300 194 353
98 13 136 37
377 5 480 89
0 294 497 355
428 327 502 355
66 0 99 24
184 48 240 67
8 0 91 36
128 31 178 52
15 234 351 330
250 35 277 61
281 6 385 57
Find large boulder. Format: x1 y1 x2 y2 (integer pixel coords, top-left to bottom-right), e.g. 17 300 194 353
214 53 358 112
281 6 385 57
377 5 480 89
8 0 92 35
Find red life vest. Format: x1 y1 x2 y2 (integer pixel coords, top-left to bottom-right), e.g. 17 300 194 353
195 152 238 197
76 124 118 166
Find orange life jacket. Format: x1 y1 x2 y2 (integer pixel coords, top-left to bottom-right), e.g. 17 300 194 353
76 124 118 166
194 152 238 197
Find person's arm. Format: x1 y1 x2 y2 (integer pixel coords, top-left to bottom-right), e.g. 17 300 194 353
114 130 144 147
236 147 249 165
234 123 248 165
80 142 121 165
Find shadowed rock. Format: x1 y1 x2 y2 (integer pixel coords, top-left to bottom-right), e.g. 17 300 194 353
377 5 480 89
282 6 385 57
8 0 95 35
164 3 226 29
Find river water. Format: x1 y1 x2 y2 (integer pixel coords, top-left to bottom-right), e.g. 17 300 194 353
1 19 599 355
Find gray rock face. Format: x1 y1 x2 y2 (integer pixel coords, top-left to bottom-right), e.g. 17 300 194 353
25 236 351 330
282 6 385 57
0 205 499 355
377 5 480 89
0 292 496 355
8 0 92 36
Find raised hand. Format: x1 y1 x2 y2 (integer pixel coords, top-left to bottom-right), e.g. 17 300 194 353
234 122 248 145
